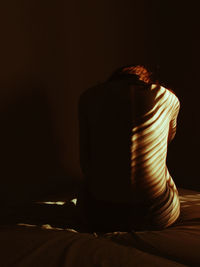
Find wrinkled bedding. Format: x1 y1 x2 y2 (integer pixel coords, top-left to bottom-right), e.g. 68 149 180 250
0 188 200 267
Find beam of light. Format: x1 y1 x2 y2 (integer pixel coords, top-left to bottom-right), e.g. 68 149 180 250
18 223 37 227
41 201 66 205
131 85 180 228
36 199 77 206
71 198 77 205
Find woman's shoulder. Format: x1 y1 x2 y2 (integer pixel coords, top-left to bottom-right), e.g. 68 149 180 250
161 86 180 110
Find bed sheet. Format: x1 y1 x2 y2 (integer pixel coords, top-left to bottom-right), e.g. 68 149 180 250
0 225 186 267
0 188 199 266
103 188 200 266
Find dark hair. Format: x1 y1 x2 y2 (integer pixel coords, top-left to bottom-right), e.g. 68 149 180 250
108 64 157 86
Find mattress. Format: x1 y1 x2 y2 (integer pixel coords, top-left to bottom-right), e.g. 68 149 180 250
0 188 199 267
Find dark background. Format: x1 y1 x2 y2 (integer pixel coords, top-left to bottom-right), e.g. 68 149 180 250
0 0 199 206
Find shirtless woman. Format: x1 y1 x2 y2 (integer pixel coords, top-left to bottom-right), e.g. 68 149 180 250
78 65 180 232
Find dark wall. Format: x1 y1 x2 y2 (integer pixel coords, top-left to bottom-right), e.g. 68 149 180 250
0 0 148 204
2 0 197 205
146 1 200 190
0 1 66 204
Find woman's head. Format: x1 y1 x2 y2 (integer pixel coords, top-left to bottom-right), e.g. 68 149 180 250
108 64 156 86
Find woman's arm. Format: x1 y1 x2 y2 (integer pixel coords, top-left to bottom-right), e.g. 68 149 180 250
168 98 180 144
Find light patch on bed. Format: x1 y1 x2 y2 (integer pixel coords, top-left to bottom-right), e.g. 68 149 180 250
17 223 79 232
71 198 77 205
66 228 78 233
184 198 200 202
36 199 77 206
42 225 78 232
41 201 66 205
184 195 200 199
17 223 62 230
41 224 63 230
18 223 37 227
180 195 200 202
